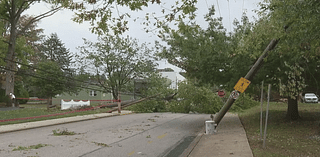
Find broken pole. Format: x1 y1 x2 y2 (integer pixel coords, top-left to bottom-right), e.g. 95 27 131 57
213 39 279 126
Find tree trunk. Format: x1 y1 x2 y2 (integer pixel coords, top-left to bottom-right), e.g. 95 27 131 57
5 6 18 106
286 97 300 120
47 97 52 110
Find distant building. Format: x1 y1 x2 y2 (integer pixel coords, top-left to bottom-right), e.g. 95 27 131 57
158 69 185 89
54 84 132 105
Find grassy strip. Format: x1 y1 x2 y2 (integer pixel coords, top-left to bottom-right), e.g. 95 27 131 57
0 104 111 125
239 102 320 157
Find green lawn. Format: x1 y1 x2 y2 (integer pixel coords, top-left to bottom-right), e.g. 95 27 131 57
0 104 111 125
239 102 320 157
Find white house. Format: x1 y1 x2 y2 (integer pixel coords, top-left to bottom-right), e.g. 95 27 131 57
159 71 185 89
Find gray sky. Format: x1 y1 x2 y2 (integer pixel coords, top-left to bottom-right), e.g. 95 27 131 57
24 0 262 72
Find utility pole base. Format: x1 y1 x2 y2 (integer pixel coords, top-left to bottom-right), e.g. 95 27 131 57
205 121 217 134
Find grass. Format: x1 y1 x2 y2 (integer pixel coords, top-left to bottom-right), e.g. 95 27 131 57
0 103 111 125
239 102 320 157
12 144 50 151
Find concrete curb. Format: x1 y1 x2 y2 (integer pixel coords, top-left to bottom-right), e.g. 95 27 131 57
0 111 133 134
179 132 204 157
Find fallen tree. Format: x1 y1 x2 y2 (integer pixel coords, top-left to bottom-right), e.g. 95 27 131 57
103 93 177 108
106 94 161 113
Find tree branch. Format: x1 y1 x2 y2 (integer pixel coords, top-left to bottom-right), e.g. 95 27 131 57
1 39 10 44
18 6 62 36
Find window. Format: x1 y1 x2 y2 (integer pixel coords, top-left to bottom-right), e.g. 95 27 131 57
89 90 97 96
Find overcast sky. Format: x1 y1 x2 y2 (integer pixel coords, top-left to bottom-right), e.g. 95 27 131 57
24 0 263 72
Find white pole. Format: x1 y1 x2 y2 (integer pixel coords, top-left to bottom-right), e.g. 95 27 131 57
260 81 264 139
263 84 271 148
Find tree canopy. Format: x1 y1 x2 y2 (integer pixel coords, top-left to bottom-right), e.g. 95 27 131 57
157 6 230 87
39 33 73 71
157 0 320 120
77 34 157 99
227 0 320 120
71 0 198 35
0 0 69 105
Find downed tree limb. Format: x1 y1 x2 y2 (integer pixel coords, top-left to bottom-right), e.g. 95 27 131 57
106 94 160 113
163 93 177 101
102 100 139 108
103 92 177 108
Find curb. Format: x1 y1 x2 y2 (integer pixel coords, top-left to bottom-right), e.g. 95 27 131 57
179 132 204 157
0 111 133 134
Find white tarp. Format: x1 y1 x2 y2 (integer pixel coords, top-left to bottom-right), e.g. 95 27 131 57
61 99 90 110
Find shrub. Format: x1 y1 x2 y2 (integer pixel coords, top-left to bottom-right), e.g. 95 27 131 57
229 93 259 112
168 81 223 114
127 73 174 113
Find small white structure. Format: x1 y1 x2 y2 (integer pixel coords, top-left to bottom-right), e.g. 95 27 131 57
159 71 185 89
205 120 217 134
61 99 90 110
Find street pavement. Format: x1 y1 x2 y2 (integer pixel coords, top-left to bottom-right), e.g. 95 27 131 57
0 111 132 134
0 111 253 157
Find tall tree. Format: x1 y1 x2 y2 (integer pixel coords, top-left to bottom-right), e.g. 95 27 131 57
157 6 230 87
37 33 78 95
32 61 65 105
39 33 73 70
234 0 320 120
0 15 41 105
0 0 70 106
77 35 157 99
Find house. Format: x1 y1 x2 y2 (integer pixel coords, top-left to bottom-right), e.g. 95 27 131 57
158 69 185 89
53 85 132 106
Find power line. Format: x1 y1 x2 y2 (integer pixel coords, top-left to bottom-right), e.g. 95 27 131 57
0 65 139 96
205 0 209 9
0 66 106 93
0 57 140 96
242 0 245 14
0 56 122 92
227 0 232 31
216 0 222 17
1 56 95 86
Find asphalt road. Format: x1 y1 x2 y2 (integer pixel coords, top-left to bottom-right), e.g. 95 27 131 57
0 112 211 157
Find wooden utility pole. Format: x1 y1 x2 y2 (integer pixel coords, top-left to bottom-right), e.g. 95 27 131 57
117 91 121 113
213 39 279 126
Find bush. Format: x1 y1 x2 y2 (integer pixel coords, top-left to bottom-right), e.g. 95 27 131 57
167 81 223 114
14 82 29 104
229 93 259 112
127 73 174 113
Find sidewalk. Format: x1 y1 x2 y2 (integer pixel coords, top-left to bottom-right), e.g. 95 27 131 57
0 110 132 134
186 113 253 157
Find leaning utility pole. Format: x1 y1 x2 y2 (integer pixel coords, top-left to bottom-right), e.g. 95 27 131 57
213 39 279 126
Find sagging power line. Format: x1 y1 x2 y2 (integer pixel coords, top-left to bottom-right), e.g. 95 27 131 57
0 57 141 96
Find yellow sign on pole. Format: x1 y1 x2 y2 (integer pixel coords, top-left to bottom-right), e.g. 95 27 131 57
234 77 251 93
